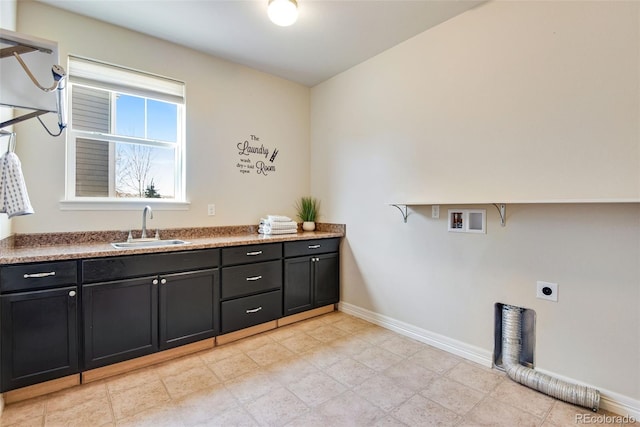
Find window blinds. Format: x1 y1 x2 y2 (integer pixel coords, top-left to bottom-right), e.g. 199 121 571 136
68 55 185 104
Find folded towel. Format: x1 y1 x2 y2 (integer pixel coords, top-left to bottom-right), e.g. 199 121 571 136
258 227 297 235
0 152 34 218
267 215 292 222
259 219 298 230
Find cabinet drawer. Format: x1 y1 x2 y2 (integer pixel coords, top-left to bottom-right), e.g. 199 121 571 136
221 243 282 266
82 249 220 283
221 260 282 300
284 238 340 258
221 290 282 333
1 261 77 292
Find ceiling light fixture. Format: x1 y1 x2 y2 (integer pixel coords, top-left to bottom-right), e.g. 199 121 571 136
268 0 298 27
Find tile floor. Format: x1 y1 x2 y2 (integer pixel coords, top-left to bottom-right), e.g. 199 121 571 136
0 311 625 426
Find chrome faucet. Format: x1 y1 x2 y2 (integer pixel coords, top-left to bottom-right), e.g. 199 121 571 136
141 205 153 239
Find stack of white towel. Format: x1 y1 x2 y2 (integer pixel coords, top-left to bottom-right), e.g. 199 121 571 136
259 215 298 235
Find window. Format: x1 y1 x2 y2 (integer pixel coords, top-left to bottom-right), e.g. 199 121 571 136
65 56 185 203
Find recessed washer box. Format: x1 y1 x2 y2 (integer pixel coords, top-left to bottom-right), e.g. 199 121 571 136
448 209 486 233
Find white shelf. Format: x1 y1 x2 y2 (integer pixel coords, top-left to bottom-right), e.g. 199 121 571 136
388 198 639 206
388 199 639 225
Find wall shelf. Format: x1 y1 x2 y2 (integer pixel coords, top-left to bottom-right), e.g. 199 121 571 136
388 199 639 225
390 203 506 226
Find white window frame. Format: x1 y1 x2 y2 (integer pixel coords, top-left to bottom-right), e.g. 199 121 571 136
61 55 188 210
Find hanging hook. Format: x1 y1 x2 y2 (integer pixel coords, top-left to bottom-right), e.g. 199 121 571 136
1 131 17 153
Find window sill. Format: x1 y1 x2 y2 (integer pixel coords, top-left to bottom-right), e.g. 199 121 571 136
59 199 191 211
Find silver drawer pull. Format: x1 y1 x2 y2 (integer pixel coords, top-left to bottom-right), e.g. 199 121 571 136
69 290 76 297
246 251 263 256
246 306 263 314
308 244 321 249
23 271 56 279
246 275 262 281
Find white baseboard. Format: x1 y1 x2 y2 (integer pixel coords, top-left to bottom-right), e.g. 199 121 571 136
338 301 640 419
338 302 493 367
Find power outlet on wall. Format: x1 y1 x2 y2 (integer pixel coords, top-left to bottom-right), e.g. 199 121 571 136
536 281 558 302
207 204 215 216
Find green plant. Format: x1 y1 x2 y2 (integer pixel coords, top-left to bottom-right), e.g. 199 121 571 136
295 196 320 222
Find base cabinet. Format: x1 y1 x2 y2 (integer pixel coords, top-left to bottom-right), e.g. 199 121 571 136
1 237 340 397
1 286 79 392
0 260 79 392
220 244 283 334
284 239 340 316
81 249 220 370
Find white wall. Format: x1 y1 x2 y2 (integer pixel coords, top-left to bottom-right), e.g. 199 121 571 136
0 0 17 240
11 1 310 233
311 0 640 409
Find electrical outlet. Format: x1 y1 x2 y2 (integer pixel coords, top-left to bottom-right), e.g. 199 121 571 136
207 204 215 216
432 205 440 219
536 281 558 302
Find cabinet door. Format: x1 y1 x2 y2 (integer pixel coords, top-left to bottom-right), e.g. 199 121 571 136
83 277 158 370
1 286 78 392
159 269 219 350
314 253 340 307
283 257 313 316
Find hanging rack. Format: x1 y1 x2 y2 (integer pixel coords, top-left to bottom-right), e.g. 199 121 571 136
0 29 67 136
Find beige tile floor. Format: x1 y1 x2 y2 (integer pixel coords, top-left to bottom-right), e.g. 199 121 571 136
0 311 626 426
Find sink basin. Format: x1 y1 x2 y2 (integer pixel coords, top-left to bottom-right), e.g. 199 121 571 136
111 239 190 249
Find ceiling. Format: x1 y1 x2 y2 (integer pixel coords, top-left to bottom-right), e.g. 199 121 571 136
36 0 484 87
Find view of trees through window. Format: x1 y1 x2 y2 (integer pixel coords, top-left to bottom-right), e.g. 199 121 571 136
71 87 180 199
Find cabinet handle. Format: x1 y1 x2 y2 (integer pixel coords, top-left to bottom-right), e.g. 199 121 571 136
160 278 167 285
68 290 76 297
23 271 56 279
246 275 262 281
308 244 321 249
246 306 263 314
246 251 263 256
152 279 159 285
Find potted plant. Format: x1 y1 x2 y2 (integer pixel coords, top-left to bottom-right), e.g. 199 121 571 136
295 196 320 231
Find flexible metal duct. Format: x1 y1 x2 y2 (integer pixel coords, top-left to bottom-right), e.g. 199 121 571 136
501 304 600 411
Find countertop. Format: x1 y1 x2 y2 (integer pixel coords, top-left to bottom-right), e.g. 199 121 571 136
0 224 345 265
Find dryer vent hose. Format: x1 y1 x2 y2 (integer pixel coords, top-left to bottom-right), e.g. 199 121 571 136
501 304 600 411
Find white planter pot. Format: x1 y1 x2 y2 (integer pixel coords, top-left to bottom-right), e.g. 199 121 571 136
302 221 316 231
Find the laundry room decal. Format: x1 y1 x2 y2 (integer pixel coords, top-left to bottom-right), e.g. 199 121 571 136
236 134 279 176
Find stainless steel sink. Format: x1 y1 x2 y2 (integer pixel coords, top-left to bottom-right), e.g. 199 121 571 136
111 239 190 249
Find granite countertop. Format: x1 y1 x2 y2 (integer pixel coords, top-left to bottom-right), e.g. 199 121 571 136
0 223 345 265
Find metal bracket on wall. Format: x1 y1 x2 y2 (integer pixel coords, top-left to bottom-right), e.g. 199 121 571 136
390 204 408 223
493 203 506 227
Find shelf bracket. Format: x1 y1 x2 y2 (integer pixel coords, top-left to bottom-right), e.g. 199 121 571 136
493 203 506 227
391 204 408 223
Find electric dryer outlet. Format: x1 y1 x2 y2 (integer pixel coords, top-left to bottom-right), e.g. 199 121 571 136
536 281 558 302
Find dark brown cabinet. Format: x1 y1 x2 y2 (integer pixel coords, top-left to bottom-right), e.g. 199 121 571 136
82 249 219 370
0 236 340 393
284 239 340 316
220 244 283 334
0 261 79 392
